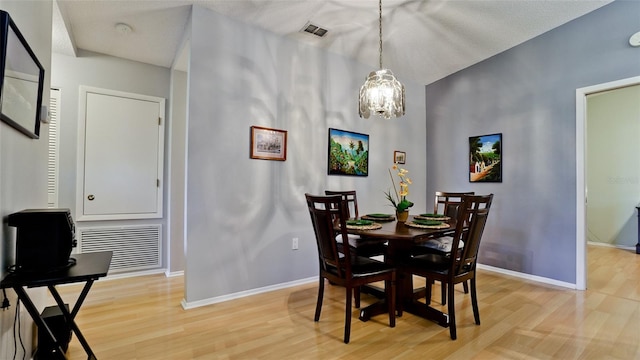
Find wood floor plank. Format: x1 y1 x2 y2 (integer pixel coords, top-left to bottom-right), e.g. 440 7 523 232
47 245 640 359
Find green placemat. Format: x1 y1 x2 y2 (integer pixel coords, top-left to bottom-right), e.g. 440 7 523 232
419 213 446 218
365 213 393 218
346 219 374 226
405 221 450 229
412 219 443 226
415 214 451 221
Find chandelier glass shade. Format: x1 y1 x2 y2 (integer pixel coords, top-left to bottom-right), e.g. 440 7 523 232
358 0 405 119
359 69 405 119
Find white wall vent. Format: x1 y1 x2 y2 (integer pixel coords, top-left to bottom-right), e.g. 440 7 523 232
47 89 60 208
301 22 328 37
78 225 162 272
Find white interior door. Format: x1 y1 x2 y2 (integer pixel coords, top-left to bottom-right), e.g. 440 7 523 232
77 86 165 220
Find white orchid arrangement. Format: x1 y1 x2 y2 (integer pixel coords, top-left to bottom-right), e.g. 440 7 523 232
385 163 414 212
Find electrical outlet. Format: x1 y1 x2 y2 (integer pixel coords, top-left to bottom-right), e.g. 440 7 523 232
292 237 299 250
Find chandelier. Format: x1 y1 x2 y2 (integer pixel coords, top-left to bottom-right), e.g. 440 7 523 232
359 0 405 119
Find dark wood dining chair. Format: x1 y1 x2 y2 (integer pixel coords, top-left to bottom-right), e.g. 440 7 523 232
413 191 474 305
305 193 396 344
404 193 493 340
324 190 387 258
434 191 475 222
325 190 388 307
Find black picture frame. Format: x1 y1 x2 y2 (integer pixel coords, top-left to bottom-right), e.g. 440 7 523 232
327 128 369 176
469 133 502 182
0 10 45 139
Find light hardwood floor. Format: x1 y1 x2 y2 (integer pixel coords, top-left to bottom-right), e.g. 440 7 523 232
53 245 639 359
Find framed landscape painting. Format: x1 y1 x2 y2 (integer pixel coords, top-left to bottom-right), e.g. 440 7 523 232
327 128 369 176
469 133 502 182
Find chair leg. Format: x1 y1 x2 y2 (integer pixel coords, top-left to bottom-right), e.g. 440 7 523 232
314 276 324 321
395 275 403 317
470 278 480 325
443 281 468 305
386 279 396 327
447 281 457 340
424 278 433 306
354 286 361 308
344 286 353 344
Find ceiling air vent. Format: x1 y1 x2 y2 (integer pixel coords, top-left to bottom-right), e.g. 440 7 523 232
301 22 328 37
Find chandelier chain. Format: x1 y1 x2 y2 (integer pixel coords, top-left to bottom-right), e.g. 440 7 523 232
378 0 383 69
358 0 405 119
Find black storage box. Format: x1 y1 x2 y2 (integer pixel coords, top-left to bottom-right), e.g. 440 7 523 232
35 304 72 359
8 208 76 273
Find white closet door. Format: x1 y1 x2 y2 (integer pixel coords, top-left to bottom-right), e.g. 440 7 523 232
77 87 165 220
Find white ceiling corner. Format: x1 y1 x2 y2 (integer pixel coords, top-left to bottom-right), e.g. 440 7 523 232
52 0 77 57
52 0 614 85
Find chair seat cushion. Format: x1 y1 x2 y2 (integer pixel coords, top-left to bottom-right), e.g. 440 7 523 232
415 236 463 254
335 233 361 245
327 255 394 278
336 234 387 257
408 253 450 272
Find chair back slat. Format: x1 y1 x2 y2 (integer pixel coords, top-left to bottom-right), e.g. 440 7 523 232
325 190 359 219
449 194 493 276
434 191 475 219
306 194 353 278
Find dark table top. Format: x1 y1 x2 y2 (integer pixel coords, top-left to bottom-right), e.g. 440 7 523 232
1 251 112 288
344 215 456 243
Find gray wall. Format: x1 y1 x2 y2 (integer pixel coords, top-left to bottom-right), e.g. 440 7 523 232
0 1 52 357
184 5 427 304
51 50 171 266
168 69 188 273
425 1 639 283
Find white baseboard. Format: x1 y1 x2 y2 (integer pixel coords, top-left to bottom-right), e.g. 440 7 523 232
108 260 595 308
587 241 635 251
477 263 577 290
103 268 167 281
180 264 580 310
477 242 639 290
165 270 184 278
181 276 317 310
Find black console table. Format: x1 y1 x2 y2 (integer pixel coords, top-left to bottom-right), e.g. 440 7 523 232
637 205 640 254
1 251 112 360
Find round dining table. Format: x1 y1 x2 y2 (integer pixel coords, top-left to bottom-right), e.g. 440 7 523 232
344 215 458 327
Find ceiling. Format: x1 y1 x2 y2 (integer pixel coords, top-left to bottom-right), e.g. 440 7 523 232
52 0 612 85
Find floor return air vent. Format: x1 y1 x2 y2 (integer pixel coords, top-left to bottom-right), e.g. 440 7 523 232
77 225 161 273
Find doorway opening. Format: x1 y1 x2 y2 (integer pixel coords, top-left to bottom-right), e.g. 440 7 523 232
575 75 640 290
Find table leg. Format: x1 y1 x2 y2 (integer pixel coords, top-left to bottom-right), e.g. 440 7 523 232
358 241 450 328
358 300 388 321
48 281 98 360
402 301 449 327
12 286 67 360
359 284 385 298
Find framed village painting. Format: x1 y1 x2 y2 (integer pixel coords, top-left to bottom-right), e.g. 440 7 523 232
327 128 369 176
250 126 287 161
394 150 406 164
469 133 502 182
